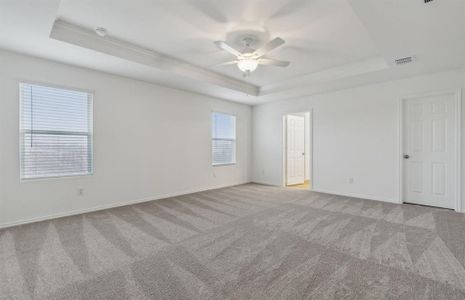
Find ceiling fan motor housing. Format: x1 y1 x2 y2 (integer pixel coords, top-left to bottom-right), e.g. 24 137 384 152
225 25 270 50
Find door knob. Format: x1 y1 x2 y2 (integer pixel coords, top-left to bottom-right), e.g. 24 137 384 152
403 154 410 159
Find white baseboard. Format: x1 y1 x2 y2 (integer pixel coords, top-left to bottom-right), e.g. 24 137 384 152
249 180 278 187
0 181 251 229
251 180 398 204
311 188 398 204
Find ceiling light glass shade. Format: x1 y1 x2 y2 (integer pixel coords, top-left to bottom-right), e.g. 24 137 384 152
237 59 258 73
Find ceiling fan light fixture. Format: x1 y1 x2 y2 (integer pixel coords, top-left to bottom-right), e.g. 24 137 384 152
215 36 287 74
237 58 258 73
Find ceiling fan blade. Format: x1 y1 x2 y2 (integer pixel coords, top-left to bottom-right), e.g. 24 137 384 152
216 60 238 66
271 0 308 19
258 58 290 67
254 37 285 57
214 41 241 57
190 1 228 23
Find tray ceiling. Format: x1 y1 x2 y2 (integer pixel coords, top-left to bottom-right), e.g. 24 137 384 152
0 0 464 104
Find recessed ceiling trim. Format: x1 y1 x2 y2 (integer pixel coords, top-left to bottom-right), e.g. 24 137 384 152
50 19 259 96
260 57 389 95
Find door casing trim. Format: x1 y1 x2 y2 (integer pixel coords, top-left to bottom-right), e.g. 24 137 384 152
398 89 462 212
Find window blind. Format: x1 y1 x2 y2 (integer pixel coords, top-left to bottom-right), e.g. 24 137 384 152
20 83 93 179
212 112 236 165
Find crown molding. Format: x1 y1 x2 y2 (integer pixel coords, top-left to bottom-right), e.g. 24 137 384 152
260 57 389 95
50 20 393 102
50 19 259 96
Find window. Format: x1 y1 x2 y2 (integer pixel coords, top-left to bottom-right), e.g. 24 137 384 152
212 112 236 166
19 83 93 179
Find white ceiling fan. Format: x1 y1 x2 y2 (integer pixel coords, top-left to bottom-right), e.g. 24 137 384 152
214 37 290 76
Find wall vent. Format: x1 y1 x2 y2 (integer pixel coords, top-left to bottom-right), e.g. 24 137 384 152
395 56 415 65
424 0 434 3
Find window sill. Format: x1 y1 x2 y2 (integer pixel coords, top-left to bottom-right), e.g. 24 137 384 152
20 172 93 182
212 163 236 167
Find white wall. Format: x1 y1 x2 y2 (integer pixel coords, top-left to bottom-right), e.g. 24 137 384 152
253 68 465 208
0 50 252 227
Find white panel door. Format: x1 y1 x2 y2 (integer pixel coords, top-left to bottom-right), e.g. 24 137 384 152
403 92 457 209
286 115 305 185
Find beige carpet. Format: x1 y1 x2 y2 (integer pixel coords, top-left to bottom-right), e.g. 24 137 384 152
1 183 465 299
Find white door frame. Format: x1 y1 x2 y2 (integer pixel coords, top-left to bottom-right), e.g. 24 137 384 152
398 89 462 211
282 110 314 188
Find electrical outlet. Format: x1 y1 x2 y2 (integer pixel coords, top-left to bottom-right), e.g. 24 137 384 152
77 188 84 196
348 178 354 184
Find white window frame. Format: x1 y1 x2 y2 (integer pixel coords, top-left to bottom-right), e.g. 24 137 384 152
211 112 236 166
19 82 94 180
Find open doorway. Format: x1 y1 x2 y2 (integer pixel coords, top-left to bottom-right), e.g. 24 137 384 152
283 111 312 190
